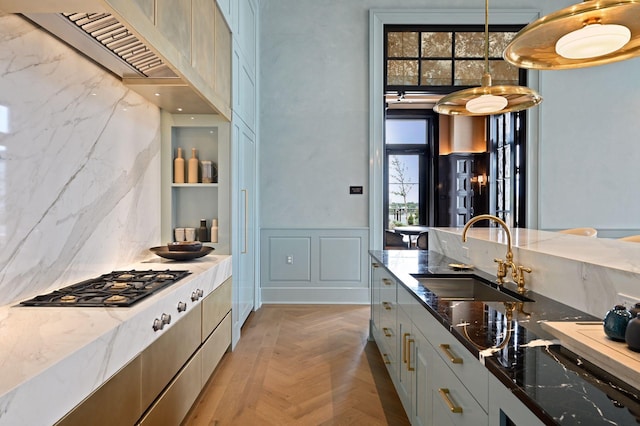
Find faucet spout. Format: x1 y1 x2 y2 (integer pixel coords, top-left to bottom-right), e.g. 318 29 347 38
461 214 513 262
461 214 532 292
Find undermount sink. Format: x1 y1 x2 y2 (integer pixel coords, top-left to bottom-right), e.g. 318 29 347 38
411 275 533 303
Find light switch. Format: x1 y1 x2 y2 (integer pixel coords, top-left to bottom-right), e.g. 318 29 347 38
286 255 293 264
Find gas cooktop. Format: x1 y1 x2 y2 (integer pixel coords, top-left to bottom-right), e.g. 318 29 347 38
20 270 191 307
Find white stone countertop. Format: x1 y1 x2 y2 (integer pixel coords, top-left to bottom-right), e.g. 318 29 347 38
0 254 232 426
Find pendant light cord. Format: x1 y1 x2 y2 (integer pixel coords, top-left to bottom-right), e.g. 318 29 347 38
484 0 490 74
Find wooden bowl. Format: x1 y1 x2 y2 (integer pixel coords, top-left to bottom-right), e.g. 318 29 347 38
167 241 203 252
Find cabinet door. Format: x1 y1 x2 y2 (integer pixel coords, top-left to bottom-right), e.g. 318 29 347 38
488 374 545 426
412 329 431 426
432 350 488 426
234 122 256 332
396 306 413 416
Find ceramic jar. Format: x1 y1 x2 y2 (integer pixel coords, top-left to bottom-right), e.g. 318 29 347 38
625 315 640 351
603 305 632 341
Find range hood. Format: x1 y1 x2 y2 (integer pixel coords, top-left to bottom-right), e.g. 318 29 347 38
22 12 220 114
26 12 177 78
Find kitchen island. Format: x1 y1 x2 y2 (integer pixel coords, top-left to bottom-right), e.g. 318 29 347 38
371 249 640 425
0 254 231 426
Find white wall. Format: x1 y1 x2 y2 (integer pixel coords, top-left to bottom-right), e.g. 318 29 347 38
0 13 161 305
259 0 640 235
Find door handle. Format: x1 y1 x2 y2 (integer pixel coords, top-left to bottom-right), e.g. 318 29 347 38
241 189 248 254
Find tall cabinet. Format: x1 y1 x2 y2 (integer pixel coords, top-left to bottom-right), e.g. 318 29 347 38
218 0 259 346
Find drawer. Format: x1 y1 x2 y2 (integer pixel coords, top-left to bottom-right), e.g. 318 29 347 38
141 303 202 409
202 312 232 382
201 277 232 341
432 350 488 426
138 351 203 426
56 357 142 426
380 275 397 303
430 323 489 410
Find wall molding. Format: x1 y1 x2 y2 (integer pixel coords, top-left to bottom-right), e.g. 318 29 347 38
260 228 370 304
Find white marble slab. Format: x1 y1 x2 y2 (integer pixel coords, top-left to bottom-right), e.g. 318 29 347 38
0 254 232 426
430 227 640 319
0 13 162 307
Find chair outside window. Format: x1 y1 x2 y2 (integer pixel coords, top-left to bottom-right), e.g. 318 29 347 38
416 231 428 250
385 230 409 249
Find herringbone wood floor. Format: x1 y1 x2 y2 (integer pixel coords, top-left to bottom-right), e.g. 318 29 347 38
183 305 410 426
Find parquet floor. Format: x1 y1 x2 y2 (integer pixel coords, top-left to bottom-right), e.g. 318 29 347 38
183 305 410 426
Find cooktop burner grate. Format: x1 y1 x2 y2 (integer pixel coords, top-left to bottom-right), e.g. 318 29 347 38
20 270 191 307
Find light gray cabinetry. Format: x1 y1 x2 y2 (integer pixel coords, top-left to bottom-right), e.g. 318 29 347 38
371 258 536 425
431 347 488 426
230 0 259 346
488 374 545 426
371 262 398 378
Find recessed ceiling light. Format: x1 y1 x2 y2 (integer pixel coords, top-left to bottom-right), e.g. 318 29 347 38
177 107 183 112
154 93 160 96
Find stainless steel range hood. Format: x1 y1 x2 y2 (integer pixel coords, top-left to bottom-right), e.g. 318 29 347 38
25 12 177 79
15 10 223 115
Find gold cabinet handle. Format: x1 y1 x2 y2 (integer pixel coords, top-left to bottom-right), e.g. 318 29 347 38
241 189 248 254
407 338 415 372
439 344 463 364
438 388 463 413
382 353 391 364
382 301 392 310
382 327 392 337
382 278 393 286
372 263 380 268
402 333 410 364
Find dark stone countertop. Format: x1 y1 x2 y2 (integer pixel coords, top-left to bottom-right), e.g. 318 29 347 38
370 250 640 425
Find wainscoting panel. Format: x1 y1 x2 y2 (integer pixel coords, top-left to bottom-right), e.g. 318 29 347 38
261 228 370 304
268 237 311 281
319 237 361 282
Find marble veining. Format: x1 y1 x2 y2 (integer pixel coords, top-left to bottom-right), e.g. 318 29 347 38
0 13 161 306
429 227 640 318
0 255 232 426
371 249 640 425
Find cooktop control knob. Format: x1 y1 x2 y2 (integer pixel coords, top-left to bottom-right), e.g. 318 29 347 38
191 291 199 302
177 301 187 312
197 289 204 298
161 313 172 325
152 318 164 332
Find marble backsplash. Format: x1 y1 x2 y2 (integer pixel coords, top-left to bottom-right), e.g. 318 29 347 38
0 13 161 306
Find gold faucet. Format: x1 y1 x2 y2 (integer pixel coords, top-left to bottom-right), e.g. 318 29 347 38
461 214 532 293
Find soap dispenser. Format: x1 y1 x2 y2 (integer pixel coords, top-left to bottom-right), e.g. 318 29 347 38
603 305 632 341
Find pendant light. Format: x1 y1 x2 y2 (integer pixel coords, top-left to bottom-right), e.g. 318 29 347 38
504 0 640 70
433 0 542 116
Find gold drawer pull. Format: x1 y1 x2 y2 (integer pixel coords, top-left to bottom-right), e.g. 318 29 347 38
402 333 410 364
382 301 392 310
382 353 391 364
382 278 393 286
372 263 380 268
383 327 393 337
407 338 415 372
439 344 463 364
438 388 463 413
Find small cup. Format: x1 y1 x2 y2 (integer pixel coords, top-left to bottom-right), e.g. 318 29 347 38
185 227 196 241
174 227 186 242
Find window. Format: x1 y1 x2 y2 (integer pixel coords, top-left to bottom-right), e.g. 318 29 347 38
385 26 523 92
384 111 433 230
